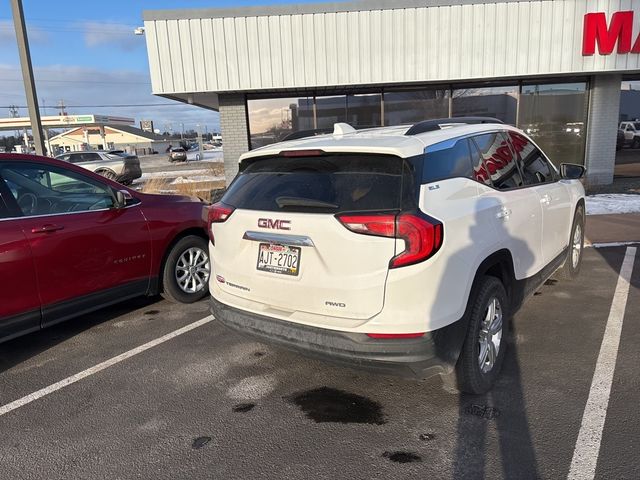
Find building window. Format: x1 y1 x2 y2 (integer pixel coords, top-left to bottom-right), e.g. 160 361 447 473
346 94 382 127
315 95 347 129
384 89 450 126
315 94 383 129
247 97 314 149
452 85 518 125
519 82 587 166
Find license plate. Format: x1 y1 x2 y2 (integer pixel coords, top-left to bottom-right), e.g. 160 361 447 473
256 243 301 276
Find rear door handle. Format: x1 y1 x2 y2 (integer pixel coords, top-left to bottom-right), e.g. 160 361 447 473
31 224 64 234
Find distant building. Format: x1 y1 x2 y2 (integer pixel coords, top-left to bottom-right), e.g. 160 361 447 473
50 125 172 155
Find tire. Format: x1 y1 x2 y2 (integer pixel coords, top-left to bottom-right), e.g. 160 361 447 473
633 137 640 149
161 235 211 303
96 169 117 181
452 276 509 394
558 206 585 280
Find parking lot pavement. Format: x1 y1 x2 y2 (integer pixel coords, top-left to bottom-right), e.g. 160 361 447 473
0 247 637 479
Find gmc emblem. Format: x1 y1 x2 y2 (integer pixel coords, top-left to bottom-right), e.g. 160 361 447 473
258 218 291 230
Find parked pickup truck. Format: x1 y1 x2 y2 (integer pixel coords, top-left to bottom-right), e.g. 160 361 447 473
619 121 640 148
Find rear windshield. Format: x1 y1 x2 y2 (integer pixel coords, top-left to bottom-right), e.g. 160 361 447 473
222 154 415 213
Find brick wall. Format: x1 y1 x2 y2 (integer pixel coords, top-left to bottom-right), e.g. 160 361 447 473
585 74 621 186
219 93 249 186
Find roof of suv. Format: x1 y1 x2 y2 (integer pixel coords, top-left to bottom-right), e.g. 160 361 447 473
240 121 520 162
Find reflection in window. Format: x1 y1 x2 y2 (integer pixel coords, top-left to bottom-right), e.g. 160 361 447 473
347 94 382 127
452 86 518 125
472 132 524 190
519 83 587 166
315 95 347 129
248 97 314 149
384 89 450 126
315 94 382 129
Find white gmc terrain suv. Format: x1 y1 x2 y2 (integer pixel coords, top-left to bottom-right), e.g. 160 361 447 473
207 117 586 394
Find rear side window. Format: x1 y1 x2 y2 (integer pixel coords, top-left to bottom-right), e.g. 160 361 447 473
81 153 101 162
223 154 413 213
472 132 524 190
507 132 556 185
423 138 473 183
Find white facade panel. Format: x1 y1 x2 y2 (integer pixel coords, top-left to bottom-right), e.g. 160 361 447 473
144 0 640 95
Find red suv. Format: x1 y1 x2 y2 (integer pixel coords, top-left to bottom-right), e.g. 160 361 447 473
0 153 211 344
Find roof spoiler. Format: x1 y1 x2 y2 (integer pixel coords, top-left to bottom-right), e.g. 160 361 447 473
405 117 504 136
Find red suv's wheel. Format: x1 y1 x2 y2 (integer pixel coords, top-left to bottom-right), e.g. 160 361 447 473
161 235 211 303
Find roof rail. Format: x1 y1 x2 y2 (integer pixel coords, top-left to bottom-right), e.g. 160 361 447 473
405 117 504 136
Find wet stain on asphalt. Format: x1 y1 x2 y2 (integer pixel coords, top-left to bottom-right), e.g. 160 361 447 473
233 403 256 413
192 436 211 449
383 451 422 463
288 387 385 425
544 279 558 286
144 310 160 315
464 404 501 420
419 433 436 441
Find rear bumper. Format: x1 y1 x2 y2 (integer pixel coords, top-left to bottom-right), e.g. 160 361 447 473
210 296 467 380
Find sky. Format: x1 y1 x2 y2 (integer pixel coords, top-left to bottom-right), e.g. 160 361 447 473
0 0 322 135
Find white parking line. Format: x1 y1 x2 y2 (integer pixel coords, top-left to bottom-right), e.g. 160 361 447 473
0 315 214 418
568 247 637 480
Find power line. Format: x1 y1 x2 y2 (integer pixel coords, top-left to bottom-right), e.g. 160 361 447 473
0 103 191 109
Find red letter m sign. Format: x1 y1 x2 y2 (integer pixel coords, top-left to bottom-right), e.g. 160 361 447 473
582 11 639 55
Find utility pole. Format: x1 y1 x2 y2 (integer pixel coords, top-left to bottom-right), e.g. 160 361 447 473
10 0 45 155
56 99 67 116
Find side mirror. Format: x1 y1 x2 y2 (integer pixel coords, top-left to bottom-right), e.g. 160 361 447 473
560 163 586 180
114 189 133 208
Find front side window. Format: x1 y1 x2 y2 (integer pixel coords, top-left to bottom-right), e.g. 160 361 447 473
507 132 556 185
423 138 473 183
472 132 524 190
0 195 8 218
0 162 115 217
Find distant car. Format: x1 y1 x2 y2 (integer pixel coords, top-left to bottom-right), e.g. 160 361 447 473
169 148 187 162
619 121 640 148
55 151 142 185
0 153 211 345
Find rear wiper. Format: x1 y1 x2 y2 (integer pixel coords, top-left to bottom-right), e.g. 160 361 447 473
276 196 338 209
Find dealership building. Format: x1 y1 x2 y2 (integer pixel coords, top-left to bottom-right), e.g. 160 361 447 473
143 0 640 185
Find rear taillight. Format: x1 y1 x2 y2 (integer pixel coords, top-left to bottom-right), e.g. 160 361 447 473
206 202 234 244
391 213 443 268
336 214 396 237
336 212 443 268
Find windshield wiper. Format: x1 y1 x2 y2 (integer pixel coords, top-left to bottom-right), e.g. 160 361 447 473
276 196 338 209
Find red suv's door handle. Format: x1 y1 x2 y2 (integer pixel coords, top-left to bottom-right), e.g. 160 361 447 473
31 224 65 234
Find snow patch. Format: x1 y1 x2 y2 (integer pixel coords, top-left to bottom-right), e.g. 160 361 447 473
170 175 225 184
186 150 223 161
585 194 640 215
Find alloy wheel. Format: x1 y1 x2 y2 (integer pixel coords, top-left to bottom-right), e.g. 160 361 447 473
572 223 583 269
175 247 210 294
477 297 503 374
